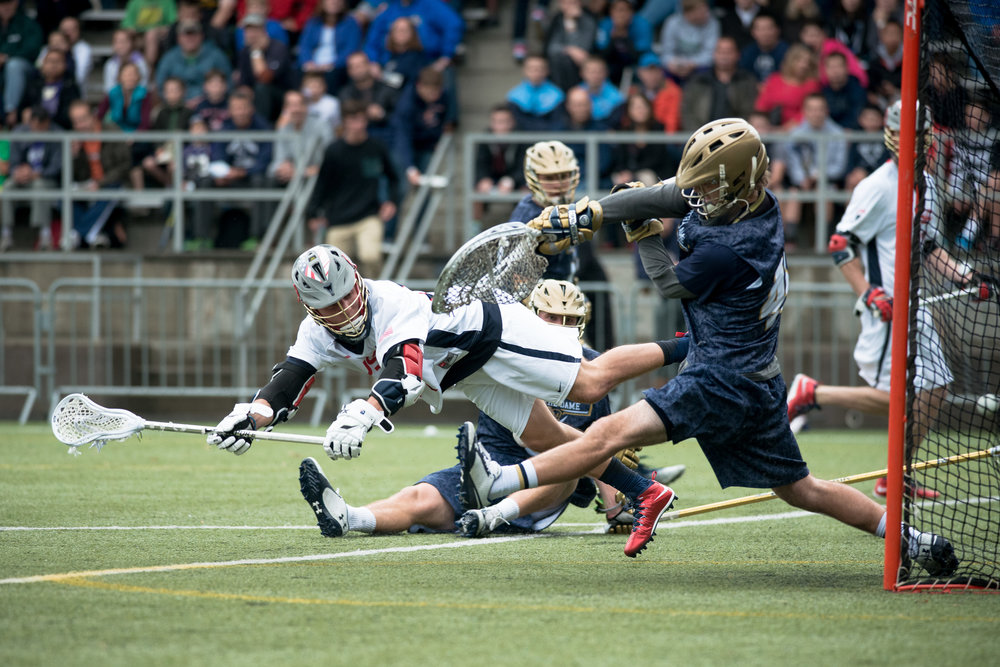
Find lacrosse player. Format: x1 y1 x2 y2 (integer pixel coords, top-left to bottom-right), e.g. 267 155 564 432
510 140 583 281
457 117 960 577
208 246 687 510
294 279 682 538
787 100 996 498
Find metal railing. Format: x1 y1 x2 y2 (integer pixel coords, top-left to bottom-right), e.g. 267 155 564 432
0 272 866 424
462 130 877 253
0 130 311 253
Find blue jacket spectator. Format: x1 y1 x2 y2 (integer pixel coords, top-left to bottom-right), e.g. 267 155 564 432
155 22 232 101
298 0 362 94
578 56 625 126
364 0 464 64
393 66 456 182
595 0 653 86
821 52 866 129
211 115 273 176
507 54 565 131
738 12 786 82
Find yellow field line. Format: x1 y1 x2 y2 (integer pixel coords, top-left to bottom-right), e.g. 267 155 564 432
54 577 999 624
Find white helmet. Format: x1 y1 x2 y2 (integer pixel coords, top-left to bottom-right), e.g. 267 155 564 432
291 245 370 342
884 99 933 158
524 140 580 206
529 279 588 338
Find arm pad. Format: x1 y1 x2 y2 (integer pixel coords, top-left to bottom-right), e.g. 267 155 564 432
370 341 424 415
828 232 859 268
255 357 317 424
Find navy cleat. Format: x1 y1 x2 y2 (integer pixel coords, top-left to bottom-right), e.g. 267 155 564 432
299 457 349 538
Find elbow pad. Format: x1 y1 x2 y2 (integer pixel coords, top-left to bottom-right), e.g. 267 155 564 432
828 232 859 268
370 341 424 415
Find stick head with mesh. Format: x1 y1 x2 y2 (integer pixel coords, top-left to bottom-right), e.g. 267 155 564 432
432 222 549 314
51 393 145 453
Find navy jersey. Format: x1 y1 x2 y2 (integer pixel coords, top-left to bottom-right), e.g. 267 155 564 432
509 194 578 281
675 192 788 375
476 346 609 454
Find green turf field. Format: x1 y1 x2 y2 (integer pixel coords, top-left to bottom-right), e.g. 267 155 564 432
2 422 997 666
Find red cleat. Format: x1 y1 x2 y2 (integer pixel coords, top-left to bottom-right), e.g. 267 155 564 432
873 476 941 500
787 374 820 422
624 479 677 558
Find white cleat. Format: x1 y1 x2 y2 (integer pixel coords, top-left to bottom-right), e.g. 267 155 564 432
456 421 501 509
910 530 959 577
458 506 509 537
299 457 349 537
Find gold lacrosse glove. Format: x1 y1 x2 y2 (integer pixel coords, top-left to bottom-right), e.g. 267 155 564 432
615 447 641 470
610 181 664 243
527 196 604 255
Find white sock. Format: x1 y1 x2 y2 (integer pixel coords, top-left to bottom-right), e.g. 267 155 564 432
494 461 538 497
493 498 521 522
347 506 376 533
905 525 922 558
876 513 887 538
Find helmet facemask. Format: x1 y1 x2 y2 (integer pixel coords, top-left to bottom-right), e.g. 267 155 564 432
525 141 581 206
677 118 769 224
292 245 372 343
529 279 588 339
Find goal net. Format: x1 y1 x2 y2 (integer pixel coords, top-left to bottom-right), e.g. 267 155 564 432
887 0 1000 591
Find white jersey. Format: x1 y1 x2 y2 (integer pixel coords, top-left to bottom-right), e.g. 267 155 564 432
834 160 949 391
286 280 583 435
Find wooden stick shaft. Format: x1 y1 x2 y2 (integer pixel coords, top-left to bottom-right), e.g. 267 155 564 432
660 447 999 522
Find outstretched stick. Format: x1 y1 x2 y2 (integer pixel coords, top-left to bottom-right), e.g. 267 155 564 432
660 446 1000 522
51 393 325 454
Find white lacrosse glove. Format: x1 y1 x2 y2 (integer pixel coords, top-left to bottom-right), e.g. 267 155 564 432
207 403 273 455
324 399 394 460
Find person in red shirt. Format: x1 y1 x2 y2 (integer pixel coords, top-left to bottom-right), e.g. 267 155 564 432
754 42 821 129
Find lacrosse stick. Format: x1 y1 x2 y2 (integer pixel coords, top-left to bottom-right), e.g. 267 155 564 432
432 222 550 314
51 393 325 454
659 446 1000 522
919 286 980 307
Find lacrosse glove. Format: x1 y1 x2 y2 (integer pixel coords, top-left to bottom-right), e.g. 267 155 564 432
324 399 394 460
208 403 273 455
615 446 642 470
527 196 604 255
611 181 664 243
859 286 893 322
970 271 999 302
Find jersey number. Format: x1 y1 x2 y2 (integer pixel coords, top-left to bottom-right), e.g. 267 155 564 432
760 257 788 331
362 353 381 376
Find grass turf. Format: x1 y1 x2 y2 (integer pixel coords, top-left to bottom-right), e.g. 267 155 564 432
2 422 998 666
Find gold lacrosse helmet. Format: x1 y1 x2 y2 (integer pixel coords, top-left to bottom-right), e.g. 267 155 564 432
524 140 581 206
676 117 769 222
883 99 933 159
529 279 588 338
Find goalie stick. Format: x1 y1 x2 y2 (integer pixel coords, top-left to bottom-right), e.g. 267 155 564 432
51 393 326 454
659 446 1000 522
432 222 549 314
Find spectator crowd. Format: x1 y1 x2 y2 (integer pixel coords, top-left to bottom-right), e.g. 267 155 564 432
0 0 997 255
0 0 462 251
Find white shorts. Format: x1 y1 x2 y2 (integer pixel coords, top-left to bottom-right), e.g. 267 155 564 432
457 303 582 437
854 307 951 392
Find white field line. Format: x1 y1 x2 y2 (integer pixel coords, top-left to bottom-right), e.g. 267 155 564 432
0 510 821 586
4 495 996 586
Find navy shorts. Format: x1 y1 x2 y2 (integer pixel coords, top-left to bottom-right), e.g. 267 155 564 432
643 364 809 489
416 441 597 533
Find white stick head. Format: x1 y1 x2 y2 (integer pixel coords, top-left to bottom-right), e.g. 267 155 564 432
51 393 145 453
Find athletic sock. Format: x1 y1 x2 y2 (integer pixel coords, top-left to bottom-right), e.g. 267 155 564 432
598 458 654 501
347 506 376 533
904 525 925 558
493 498 520 522
876 513 887 538
493 461 537 497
